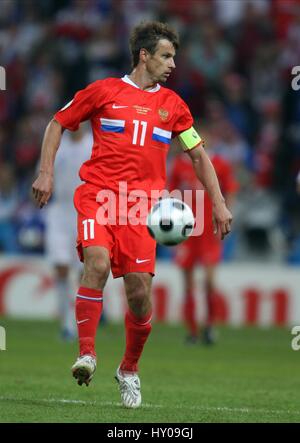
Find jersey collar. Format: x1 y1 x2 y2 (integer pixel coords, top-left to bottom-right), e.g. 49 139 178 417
121 75 160 93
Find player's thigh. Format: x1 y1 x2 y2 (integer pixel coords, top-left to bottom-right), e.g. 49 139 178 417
111 223 156 278
75 184 114 255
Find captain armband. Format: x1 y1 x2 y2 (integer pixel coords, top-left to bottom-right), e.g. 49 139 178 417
178 126 203 151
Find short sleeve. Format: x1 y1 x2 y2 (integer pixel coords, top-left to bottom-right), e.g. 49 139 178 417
172 98 194 138
54 80 106 131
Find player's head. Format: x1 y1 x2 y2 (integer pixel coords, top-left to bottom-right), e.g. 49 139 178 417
130 21 179 83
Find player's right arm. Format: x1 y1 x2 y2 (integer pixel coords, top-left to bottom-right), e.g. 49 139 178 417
32 79 107 208
32 119 64 208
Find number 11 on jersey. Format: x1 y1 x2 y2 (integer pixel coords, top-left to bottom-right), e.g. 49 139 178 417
132 120 147 147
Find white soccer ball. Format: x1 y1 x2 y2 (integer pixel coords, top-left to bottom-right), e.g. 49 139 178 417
147 198 195 246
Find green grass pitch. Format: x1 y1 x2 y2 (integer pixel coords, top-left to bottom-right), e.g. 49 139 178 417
0 318 300 423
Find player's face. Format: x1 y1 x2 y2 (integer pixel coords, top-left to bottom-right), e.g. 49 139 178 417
145 39 176 83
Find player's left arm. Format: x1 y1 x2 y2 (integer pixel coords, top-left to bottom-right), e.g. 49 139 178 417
224 191 236 212
177 126 232 239
173 99 232 238
220 160 239 211
188 146 232 239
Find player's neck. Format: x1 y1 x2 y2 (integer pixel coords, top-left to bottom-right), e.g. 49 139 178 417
128 69 158 91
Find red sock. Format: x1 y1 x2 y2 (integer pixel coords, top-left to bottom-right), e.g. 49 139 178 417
120 310 152 373
183 290 198 336
76 286 103 357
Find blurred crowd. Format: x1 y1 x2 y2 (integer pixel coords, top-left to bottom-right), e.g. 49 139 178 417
1 0 300 263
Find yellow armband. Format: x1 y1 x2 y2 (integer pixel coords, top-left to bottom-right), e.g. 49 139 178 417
178 126 202 151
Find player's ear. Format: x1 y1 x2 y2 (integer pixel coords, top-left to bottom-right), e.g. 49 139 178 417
140 48 148 63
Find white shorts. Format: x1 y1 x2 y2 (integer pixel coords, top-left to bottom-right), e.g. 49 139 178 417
45 202 80 268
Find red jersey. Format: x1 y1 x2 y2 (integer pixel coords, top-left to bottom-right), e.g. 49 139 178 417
54 76 194 199
168 152 238 231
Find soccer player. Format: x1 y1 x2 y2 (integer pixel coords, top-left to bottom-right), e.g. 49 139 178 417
169 133 238 345
45 124 92 340
32 21 232 409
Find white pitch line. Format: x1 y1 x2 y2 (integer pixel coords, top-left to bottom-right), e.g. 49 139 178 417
0 396 299 417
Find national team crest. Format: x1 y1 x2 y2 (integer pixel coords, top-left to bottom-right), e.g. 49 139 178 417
158 108 169 121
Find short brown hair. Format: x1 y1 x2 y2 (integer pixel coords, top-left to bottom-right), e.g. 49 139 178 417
129 21 179 68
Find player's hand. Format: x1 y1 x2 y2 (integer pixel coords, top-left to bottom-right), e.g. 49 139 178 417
32 172 53 209
212 203 233 240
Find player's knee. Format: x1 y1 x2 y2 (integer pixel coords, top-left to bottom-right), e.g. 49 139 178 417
85 258 110 279
127 287 144 305
124 273 152 316
96 259 111 278
82 256 110 289
127 287 151 317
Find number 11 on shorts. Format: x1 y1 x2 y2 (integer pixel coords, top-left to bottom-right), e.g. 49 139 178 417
83 219 95 240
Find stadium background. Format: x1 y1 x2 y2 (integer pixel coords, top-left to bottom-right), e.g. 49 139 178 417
1 0 300 326
2 0 300 425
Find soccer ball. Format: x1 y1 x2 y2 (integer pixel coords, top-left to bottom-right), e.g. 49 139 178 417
147 198 195 246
